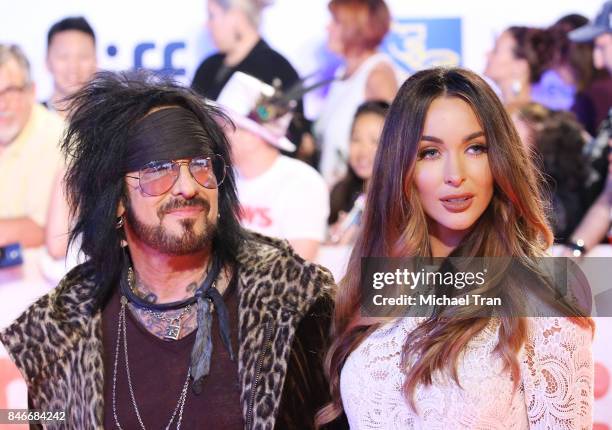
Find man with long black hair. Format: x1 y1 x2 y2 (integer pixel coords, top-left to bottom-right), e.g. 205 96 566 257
0 71 344 429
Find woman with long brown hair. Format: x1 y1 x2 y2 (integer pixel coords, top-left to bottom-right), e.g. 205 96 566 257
318 67 594 428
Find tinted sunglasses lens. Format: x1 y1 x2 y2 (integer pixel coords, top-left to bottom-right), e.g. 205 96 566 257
189 156 226 189
213 155 227 186
139 163 177 195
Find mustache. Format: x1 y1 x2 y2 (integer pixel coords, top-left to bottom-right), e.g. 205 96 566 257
158 197 211 217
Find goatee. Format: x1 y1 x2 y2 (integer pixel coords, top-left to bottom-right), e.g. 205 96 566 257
124 196 216 255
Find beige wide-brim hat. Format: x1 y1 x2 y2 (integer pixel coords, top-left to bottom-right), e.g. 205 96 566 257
216 72 296 152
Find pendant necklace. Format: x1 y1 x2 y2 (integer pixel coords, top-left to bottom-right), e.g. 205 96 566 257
112 296 190 430
117 254 233 398
127 267 193 340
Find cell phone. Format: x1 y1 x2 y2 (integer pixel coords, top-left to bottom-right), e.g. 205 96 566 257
0 243 24 268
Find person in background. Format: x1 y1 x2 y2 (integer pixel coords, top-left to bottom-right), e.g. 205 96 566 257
218 72 329 261
314 0 398 185
506 101 549 148
45 16 97 117
192 0 306 146
571 1 612 80
562 138 611 256
550 14 611 136
327 100 388 244
0 44 64 248
534 111 590 243
508 103 591 243
484 26 556 106
42 17 97 260
317 67 593 429
563 0 612 256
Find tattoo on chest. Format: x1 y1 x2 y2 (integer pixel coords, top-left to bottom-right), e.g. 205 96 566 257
127 267 228 340
129 305 198 340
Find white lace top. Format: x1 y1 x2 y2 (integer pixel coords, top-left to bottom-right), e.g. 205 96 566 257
340 317 593 429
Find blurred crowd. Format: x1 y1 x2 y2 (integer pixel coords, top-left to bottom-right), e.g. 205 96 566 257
1 0 611 275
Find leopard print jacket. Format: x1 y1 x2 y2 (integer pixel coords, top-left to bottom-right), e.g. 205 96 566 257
0 233 347 429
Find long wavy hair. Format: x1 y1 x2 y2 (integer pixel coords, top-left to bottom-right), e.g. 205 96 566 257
62 70 244 309
317 67 593 425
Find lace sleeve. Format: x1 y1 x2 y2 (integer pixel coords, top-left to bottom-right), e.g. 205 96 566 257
521 317 593 429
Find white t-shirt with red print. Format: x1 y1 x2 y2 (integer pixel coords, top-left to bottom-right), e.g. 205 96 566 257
235 155 329 242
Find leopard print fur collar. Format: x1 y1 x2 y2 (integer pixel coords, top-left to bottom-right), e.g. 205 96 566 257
0 233 335 429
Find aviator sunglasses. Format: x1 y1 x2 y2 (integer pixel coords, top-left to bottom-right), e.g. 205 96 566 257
126 154 227 196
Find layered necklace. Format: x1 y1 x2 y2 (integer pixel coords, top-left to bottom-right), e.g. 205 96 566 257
127 266 193 340
113 296 191 430
112 256 233 429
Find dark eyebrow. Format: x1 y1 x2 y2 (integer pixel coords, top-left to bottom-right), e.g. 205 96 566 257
464 131 485 142
420 135 443 143
420 131 485 144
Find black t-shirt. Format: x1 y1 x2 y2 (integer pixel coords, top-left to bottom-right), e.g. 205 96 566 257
192 38 307 146
192 38 298 100
102 285 242 429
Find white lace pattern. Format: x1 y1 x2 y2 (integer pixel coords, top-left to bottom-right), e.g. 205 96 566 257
340 317 593 429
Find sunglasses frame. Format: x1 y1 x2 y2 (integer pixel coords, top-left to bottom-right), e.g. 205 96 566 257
126 154 227 197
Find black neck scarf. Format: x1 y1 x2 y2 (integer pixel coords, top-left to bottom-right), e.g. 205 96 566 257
120 252 235 394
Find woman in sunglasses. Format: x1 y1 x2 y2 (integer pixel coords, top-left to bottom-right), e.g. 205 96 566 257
317 67 594 429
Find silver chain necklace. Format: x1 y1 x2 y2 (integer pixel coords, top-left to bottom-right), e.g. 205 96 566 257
112 296 191 430
127 267 194 340
141 305 193 340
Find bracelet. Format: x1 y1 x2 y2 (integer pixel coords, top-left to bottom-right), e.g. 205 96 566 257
566 239 586 257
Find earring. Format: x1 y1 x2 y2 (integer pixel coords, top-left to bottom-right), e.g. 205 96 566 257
116 216 128 247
